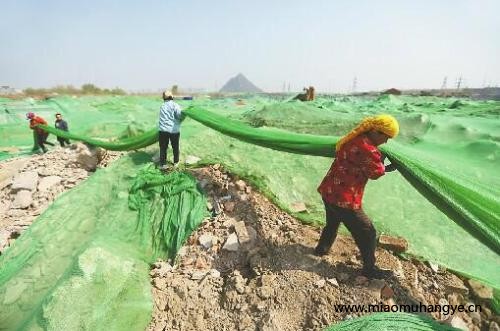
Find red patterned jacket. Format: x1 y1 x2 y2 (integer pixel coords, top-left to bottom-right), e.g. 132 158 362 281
318 134 385 209
29 116 48 135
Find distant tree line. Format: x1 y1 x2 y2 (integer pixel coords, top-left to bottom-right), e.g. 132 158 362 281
23 84 126 96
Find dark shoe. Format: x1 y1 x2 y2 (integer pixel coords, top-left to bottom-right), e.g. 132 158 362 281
314 246 329 257
362 266 392 279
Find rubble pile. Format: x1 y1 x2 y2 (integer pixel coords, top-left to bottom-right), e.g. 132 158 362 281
0 145 123 253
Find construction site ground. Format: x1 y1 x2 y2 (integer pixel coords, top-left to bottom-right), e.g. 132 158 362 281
0 150 498 331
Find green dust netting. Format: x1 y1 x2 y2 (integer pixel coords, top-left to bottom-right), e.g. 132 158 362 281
0 95 499 328
0 154 206 330
493 289 500 313
39 125 159 151
1 95 499 285
34 104 499 255
324 313 461 331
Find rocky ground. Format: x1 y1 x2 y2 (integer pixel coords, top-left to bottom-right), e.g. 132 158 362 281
1 152 498 331
0 144 123 252
148 164 499 331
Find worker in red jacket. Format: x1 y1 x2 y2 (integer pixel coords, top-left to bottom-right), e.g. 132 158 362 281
26 112 54 153
315 114 399 278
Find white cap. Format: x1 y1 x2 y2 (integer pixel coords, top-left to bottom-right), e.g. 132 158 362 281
163 90 173 99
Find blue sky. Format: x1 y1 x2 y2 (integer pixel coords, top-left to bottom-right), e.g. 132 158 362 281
1 0 499 92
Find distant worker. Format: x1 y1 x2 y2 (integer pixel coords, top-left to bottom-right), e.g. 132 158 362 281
293 86 315 102
307 86 315 101
26 112 55 153
315 114 399 278
294 87 309 101
54 113 71 147
158 90 183 170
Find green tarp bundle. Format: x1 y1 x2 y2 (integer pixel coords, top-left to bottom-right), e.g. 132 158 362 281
128 164 207 261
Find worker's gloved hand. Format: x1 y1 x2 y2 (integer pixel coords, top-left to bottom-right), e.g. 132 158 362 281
385 163 397 172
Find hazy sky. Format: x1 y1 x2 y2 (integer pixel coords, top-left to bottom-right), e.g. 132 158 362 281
1 0 499 92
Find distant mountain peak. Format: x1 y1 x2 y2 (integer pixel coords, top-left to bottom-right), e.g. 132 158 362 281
220 73 263 93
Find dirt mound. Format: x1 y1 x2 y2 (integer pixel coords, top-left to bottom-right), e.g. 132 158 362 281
148 165 498 331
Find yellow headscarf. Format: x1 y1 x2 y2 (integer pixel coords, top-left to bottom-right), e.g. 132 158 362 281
336 114 399 152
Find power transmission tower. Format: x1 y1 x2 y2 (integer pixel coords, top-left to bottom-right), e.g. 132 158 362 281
352 76 357 93
441 76 447 90
456 76 462 90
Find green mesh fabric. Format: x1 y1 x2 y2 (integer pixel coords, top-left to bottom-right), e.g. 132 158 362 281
32 105 499 256
0 154 206 330
1 96 498 285
493 289 500 314
40 124 159 151
0 95 499 327
324 313 461 331
383 142 499 255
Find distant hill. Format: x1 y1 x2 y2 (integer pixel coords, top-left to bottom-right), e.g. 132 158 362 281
220 73 263 93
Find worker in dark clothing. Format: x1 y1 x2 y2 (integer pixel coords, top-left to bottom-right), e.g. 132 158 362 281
27 112 54 153
315 114 399 279
55 113 71 147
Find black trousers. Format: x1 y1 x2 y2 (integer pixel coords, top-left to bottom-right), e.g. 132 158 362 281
158 131 180 166
57 136 71 147
36 132 55 151
316 200 376 271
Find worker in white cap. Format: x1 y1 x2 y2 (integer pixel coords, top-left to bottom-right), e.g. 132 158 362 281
158 90 182 169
